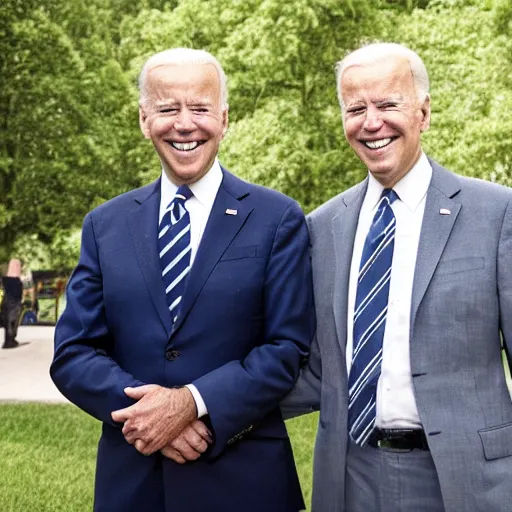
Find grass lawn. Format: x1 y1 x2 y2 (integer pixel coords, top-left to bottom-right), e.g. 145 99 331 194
0 403 318 512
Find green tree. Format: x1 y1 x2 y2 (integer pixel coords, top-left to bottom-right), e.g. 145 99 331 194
3 0 511 266
119 0 382 211
0 0 141 262
380 0 512 187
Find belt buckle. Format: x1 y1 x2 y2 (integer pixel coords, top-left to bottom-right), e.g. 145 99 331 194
376 438 406 450
376 430 415 452
377 438 389 449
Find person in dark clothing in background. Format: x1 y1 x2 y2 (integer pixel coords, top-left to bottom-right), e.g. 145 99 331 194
2 258 23 349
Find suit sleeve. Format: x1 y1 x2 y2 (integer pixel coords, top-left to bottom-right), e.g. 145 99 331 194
281 213 322 419
192 201 316 457
50 214 144 425
280 332 322 419
498 197 512 365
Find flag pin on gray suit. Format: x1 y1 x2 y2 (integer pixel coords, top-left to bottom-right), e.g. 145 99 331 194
225 209 238 215
440 208 451 215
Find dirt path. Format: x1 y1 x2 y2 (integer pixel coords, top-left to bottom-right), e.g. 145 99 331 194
0 326 68 403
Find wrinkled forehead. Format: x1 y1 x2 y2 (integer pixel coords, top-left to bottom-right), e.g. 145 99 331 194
341 57 416 102
145 63 222 103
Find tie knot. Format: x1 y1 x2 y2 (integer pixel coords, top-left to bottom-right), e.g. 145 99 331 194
381 188 399 205
164 185 192 226
174 185 193 203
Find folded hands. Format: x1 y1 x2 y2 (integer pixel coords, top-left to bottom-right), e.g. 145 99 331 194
111 384 212 463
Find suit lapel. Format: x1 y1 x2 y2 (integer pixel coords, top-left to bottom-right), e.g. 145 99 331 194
410 162 462 327
171 170 253 336
127 179 172 337
331 180 367 355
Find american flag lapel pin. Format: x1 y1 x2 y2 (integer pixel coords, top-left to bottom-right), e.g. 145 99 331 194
439 208 451 215
225 208 238 215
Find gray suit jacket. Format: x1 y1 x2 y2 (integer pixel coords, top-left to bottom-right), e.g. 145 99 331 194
283 159 512 512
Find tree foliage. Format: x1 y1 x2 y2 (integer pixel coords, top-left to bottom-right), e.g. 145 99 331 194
0 0 140 261
119 0 379 211
1 0 511 266
380 0 512 187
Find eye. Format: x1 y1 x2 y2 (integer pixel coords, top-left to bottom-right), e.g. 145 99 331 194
346 106 365 116
159 107 178 114
381 102 397 110
192 107 208 113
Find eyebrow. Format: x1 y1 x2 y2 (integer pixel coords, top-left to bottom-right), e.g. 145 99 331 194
153 98 214 107
153 99 179 108
188 98 214 106
345 94 405 107
344 101 365 110
377 93 406 103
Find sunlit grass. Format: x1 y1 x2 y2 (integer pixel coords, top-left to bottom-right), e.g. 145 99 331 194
0 403 98 512
0 403 317 512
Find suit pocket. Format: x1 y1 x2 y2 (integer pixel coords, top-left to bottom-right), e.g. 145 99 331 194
436 257 485 276
478 421 512 460
220 245 258 261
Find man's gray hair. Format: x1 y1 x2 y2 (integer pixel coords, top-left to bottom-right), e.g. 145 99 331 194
138 48 228 108
335 42 429 110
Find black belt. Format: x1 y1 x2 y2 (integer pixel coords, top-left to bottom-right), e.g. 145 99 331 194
367 428 430 451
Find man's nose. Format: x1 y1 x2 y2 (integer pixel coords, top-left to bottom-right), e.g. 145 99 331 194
363 107 383 131
175 109 195 131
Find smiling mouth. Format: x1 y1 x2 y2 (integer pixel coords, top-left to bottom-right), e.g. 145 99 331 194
362 137 395 149
169 141 204 151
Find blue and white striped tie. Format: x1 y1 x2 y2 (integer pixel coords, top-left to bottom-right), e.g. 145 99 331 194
158 185 193 324
348 188 398 446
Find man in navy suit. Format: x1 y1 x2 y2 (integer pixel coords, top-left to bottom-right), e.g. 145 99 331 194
51 48 315 512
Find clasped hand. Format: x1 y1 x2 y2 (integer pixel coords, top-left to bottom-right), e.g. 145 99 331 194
111 384 211 462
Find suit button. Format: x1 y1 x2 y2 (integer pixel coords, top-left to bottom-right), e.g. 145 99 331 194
165 349 180 361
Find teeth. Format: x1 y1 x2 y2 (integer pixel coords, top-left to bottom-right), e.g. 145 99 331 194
171 141 199 151
365 138 392 149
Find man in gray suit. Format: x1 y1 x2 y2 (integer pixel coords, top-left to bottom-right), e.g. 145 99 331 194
282 42 512 512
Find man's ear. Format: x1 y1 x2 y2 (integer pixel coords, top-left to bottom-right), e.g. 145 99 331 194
420 94 431 133
139 106 150 139
221 107 229 139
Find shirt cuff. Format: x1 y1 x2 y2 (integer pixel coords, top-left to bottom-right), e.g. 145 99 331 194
185 384 208 418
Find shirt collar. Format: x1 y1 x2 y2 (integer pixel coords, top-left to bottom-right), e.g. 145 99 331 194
160 158 223 211
364 152 432 212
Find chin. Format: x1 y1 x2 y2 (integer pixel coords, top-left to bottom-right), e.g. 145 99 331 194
368 169 396 186
368 166 392 177
176 169 207 184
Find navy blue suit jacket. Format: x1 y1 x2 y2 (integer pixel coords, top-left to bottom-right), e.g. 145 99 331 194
51 168 315 512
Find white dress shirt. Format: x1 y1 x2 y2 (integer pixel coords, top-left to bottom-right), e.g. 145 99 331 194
159 159 222 266
159 159 223 418
346 153 432 429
